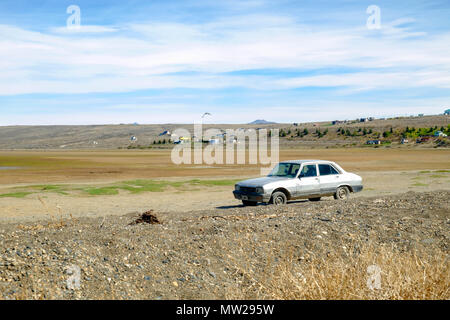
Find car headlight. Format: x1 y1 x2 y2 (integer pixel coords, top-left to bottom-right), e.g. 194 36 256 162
235 185 240 191
256 187 264 194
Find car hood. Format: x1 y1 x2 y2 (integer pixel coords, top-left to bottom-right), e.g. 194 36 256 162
237 176 290 187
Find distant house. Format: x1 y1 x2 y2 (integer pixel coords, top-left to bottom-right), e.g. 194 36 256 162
159 130 171 136
367 140 381 145
444 109 450 115
401 138 409 144
416 136 432 143
360 118 369 122
418 114 424 117
434 131 448 137
130 136 137 142
209 138 221 145
172 137 191 144
171 134 191 144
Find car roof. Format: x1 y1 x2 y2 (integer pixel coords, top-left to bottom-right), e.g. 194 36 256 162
280 160 335 165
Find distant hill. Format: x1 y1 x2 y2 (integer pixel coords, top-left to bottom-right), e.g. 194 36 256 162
248 120 276 125
0 115 447 149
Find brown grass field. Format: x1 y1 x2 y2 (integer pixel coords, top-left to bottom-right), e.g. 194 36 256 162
1 148 449 185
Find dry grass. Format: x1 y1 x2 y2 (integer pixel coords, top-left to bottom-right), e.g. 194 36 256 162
1 148 449 185
224 240 449 300
16 196 77 231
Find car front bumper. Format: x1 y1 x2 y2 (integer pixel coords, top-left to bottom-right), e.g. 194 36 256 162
233 191 271 203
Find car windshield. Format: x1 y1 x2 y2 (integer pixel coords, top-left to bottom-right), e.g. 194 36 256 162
268 163 300 178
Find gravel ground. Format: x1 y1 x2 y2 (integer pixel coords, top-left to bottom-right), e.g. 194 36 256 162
0 191 448 300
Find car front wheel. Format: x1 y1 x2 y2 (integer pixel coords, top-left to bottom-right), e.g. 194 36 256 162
271 191 287 205
334 186 350 200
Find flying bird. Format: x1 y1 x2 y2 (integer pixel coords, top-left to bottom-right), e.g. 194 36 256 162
201 112 212 118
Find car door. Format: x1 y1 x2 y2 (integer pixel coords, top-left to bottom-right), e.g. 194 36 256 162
296 164 320 197
318 164 341 195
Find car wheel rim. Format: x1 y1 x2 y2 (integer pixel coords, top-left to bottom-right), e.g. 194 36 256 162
275 196 284 205
339 188 347 199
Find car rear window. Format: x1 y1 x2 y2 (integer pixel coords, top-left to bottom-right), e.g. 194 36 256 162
319 164 339 176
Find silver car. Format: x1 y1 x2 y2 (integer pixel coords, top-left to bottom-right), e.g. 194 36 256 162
233 160 363 206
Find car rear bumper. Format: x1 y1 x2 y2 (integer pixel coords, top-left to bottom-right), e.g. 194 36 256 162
233 191 271 203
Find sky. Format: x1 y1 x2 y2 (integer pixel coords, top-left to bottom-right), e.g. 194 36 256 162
0 0 449 125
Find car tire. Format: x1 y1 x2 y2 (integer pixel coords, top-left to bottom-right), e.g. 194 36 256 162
309 197 321 202
271 191 287 205
334 186 350 200
242 200 257 206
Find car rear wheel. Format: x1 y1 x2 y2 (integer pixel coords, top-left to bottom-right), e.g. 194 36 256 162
334 186 350 200
271 191 287 205
242 200 258 206
309 197 321 202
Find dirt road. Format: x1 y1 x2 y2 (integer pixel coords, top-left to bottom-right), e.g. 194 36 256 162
0 170 448 223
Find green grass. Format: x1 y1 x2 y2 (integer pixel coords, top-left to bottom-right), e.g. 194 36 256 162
188 179 240 186
84 187 120 196
19 184 70 195
85 178 242 195
430 174 446 179
119 180 170 193
435 170 450 173
2 178 245 197
0 192 33 198
419 171 431 174
412 183 429 187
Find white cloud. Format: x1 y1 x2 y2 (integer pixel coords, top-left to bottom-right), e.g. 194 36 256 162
50 25 119 34
0 13 449 96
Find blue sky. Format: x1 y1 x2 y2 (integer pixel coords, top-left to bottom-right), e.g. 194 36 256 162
0 0 449 124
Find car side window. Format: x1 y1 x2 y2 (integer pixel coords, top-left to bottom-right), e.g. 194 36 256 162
300 164 317 178
290 164 300 177
319 164 339 176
